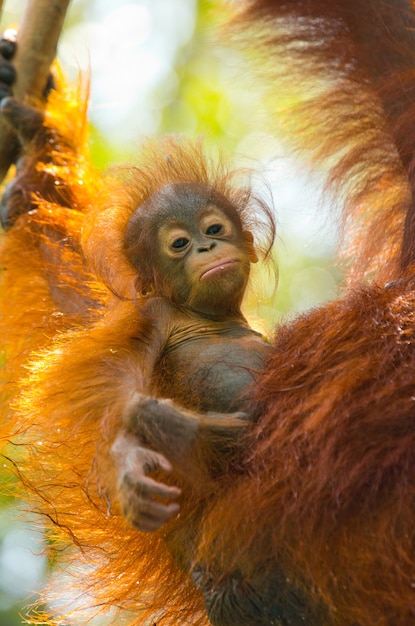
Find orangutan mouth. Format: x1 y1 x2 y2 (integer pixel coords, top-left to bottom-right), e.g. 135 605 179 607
200 259 238 280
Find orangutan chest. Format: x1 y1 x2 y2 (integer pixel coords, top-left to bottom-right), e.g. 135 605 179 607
151 335 270 413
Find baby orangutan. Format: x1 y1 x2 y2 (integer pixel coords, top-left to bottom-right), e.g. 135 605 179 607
110 182 272 532
107 183 317 625
105 181 321 625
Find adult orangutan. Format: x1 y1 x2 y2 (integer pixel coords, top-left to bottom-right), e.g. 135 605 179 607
2 0 415 625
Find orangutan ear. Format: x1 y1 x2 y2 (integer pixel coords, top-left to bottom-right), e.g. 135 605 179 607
243 231 258 263
134 274 155 299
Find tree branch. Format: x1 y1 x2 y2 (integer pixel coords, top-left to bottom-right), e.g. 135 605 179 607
0 0 72 182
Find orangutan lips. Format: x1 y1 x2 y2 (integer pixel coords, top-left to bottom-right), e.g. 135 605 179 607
200 259 238 280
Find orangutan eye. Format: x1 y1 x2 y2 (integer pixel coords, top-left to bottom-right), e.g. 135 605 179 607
172 237 189 250
206 224 222 235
